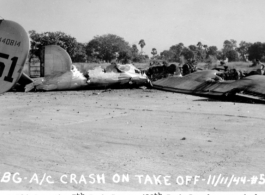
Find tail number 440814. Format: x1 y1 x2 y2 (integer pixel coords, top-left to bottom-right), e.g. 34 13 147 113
0 52 18 83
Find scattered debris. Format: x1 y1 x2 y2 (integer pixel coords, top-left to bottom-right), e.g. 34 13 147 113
102 88 112 93
139 86 147 90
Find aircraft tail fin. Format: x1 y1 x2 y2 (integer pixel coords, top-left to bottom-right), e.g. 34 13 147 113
42 45 72 77
0 19 29 93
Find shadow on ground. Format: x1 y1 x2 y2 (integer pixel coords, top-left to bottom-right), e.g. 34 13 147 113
193 96 265 105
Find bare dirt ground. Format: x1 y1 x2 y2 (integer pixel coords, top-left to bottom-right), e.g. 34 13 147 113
0 88 265 191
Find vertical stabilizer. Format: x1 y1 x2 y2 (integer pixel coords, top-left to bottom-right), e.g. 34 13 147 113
0 19 29 93
44 45 72 76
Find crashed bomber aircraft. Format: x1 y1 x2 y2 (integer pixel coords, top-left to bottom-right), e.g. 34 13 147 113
1 19 265 102
24 45 150 91
0 19 149 93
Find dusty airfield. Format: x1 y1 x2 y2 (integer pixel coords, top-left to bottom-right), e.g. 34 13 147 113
0 88 265 191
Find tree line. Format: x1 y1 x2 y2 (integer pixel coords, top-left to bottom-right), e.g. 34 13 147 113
160 40 265 63
28 30 265 64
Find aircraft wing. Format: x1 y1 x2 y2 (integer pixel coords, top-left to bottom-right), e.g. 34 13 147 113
153 70 265 102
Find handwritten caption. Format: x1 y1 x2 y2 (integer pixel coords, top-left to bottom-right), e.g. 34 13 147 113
0 172 265 187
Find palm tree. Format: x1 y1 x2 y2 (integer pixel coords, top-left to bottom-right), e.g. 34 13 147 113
203 45 208 52
197 42 202 49
139 39 146 54
151 48 157 57
132 44 138 54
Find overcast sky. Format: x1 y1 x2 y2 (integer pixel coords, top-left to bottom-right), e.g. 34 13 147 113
1 0 265 55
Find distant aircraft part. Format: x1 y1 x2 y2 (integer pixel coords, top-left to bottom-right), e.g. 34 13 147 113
0 19 29 93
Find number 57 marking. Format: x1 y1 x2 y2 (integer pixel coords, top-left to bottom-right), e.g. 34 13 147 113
0 52 18 83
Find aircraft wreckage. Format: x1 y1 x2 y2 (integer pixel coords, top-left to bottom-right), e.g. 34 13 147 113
152 70 265 102
0 19 150 93
23 45 150 91
1 19 265 102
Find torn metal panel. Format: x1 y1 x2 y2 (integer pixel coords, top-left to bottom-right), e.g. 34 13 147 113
87 64 150 88
25 65 88 92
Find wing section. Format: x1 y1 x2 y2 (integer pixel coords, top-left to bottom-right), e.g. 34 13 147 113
153 70 265 101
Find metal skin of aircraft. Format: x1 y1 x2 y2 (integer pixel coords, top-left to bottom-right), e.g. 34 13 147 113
87 63 150 89
153 70 265 102
0 19 30 94
25 45 150 92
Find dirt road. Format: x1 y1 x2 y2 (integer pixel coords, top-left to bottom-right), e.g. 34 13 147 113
0 89 265 191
